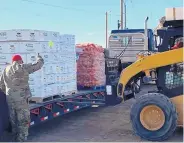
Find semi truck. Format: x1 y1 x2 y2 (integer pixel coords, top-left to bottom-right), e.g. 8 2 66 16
106 17 157 89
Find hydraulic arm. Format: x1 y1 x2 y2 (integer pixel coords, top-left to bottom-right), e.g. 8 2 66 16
117 48 183 101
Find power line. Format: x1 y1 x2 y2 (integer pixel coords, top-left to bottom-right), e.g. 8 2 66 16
0 7 47 18
21 0 105 15
20 0 120 17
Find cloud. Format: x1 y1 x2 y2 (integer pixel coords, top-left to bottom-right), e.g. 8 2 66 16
87 30 111 36
87 32 96 36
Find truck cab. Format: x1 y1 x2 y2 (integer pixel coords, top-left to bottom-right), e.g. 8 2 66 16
107 16 155 70
108 29 154 67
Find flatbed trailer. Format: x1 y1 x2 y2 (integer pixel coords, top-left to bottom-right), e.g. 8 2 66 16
29 89 106 127
0 57 121 135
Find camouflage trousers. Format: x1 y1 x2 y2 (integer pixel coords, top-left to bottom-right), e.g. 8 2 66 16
7 97 30 142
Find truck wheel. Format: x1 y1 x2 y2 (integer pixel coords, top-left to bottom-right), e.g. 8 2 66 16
130 93 177 141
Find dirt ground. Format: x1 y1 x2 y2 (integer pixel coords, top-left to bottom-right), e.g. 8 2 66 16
1 85 183 142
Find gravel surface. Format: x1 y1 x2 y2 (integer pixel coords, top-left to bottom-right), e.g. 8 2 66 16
1 85 183 142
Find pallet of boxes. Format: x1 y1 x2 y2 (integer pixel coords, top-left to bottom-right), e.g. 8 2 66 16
0 29 77 103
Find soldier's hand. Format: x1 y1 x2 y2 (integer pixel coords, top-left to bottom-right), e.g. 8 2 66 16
37 53 44 63
37 53 42 59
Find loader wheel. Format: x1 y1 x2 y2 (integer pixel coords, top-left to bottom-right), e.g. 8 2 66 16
130 93 177 141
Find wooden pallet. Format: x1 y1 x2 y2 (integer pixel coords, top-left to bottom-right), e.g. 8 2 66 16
77 85 105 91
29 90 77 103
60 90 77 97
29 95 62 103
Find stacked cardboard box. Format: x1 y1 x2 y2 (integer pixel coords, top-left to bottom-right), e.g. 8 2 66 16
76 43 106 87
165 7 183 21
0 29 77 98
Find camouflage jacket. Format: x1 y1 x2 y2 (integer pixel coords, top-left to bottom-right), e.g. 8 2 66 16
0 55 44 102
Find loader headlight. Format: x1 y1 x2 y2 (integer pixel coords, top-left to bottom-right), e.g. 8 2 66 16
117 83 123 96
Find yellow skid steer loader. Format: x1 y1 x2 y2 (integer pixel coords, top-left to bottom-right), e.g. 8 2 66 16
117 18 183 141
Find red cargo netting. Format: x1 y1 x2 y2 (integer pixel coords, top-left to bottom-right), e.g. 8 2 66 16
76 43 106 87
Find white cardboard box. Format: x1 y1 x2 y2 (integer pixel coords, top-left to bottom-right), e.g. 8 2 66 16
39 30 50 41
0 42 20 54
52 53 61 62
39 30 60 42
0 54 12 63
40 42 49 53
70 81 77 91
40 65 50 75
46 85 54 96
40 86 48 97
19 42 50 53
0 30 10 41
0 65 6 75
50 32 60 42
19 42 42 53
26 53 37 63
48 43 56 53
40 74 48 85
47 74 55 84
60 76 65 83
54 43 60 52
48 64 54 74
30 86 39 97
31 85 49 97
0 29 60 42
28 75 41 86
55 74 61 84
8 29 40 41
56 84 61 94
60 84 65 93
62 83 67 93
53 64 62 74
39 53 52 64
166 7 183 21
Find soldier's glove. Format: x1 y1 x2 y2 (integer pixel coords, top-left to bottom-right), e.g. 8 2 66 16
37 53 42 59
37 53 44 62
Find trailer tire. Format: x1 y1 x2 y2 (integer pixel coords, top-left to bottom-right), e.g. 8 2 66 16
130 93 177 141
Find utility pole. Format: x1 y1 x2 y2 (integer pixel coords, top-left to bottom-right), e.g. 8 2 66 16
124 2 126 29
120 0 124 29
118 20 121 30
105 11 108 48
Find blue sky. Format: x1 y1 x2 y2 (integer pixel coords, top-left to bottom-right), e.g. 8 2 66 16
0 0 183 47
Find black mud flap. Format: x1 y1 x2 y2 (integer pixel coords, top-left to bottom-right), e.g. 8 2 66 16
0 90 10 137
124 92 135 100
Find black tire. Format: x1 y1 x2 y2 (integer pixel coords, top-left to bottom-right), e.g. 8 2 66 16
130 93 177 141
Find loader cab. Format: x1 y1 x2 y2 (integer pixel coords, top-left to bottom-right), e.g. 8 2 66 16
155 20 183 98
155 20 183 52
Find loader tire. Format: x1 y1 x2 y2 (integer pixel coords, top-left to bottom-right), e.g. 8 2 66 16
130 93 177 141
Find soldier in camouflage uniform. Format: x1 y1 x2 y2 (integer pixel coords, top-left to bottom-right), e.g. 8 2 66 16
0 53 44 142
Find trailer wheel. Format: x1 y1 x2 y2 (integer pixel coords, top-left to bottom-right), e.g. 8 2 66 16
130 93 177 141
